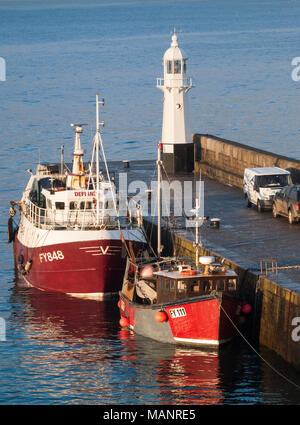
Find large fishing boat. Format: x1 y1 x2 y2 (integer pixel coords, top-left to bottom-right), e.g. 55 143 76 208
8 95 147 299
118 143 250 346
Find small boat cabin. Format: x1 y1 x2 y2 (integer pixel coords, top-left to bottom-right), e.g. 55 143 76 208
122 257 239 305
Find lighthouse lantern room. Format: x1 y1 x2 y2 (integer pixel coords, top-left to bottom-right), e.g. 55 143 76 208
157 32 194 173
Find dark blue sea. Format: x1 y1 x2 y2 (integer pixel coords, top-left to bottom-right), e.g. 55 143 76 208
0 0 300 405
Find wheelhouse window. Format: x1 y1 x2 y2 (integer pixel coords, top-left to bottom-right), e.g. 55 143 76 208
55 202 65 210
190 281 200 292
79 201 92 210
177 280 186 293
227 278 237 291
216 280 225 291
203 280 212 292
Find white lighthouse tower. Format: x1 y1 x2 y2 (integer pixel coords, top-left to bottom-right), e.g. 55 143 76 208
157 32 194 173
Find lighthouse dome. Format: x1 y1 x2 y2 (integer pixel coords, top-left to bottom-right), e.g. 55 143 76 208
163 33 187 61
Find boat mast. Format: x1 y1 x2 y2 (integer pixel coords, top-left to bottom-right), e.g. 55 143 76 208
95 94 104 225
194 171 202 268
194 196 200 267
157 142 162 256
94 94 119 228
60 144 64 176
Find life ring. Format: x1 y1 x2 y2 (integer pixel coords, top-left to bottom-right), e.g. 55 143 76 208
180 269 197 276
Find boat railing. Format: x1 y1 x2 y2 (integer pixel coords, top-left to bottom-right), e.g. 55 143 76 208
23 199 143 230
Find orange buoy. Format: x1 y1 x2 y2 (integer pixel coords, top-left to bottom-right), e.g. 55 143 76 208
119 317 130 327
155 311 168 323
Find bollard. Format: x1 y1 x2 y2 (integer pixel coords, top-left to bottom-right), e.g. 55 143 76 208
211 218 220 229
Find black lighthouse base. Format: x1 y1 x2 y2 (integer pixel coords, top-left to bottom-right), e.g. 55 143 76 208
162 143 194 174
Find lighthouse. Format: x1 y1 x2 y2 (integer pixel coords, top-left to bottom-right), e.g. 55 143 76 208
157 32 194 173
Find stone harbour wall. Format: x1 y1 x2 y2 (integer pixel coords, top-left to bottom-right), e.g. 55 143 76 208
193 134 300 187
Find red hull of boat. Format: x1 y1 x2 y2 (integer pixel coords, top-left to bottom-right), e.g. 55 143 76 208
14 237 144 297
119 295 240 346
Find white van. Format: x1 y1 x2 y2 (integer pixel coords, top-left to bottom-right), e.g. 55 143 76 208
243 167 292 212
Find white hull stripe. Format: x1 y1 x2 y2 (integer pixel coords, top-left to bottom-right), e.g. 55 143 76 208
66 292 117 300
173 337 231 346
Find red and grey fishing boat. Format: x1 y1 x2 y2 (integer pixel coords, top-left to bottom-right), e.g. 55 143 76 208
118 144 249 346
8 95 147 299
119 256 244 347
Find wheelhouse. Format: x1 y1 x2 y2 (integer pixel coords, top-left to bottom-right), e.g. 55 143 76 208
155 269 238 304
121 258 239 306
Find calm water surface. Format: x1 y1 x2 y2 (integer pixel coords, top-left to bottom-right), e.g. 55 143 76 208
0 0 300 405
1 280 300 405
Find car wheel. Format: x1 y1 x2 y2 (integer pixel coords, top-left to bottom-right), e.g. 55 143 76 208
245 196 251 208
257 200 263 213
288 209 294 224
272 203 278 218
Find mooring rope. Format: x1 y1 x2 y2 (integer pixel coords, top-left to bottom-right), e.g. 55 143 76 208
216 296 300 391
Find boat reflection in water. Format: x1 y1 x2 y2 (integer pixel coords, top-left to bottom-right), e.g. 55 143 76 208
117 329 225 404
155 348 223 404
9 278 229 404
12 276 297 406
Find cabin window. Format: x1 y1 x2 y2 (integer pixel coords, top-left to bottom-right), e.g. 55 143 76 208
228 279 237 291
183 59 187 74
203 280 211 293
86 201 92 209
177 280 186 293
69 201 76 210
216 280 225 291
174 60 181 74
55 202 65 210
191 281 200 292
